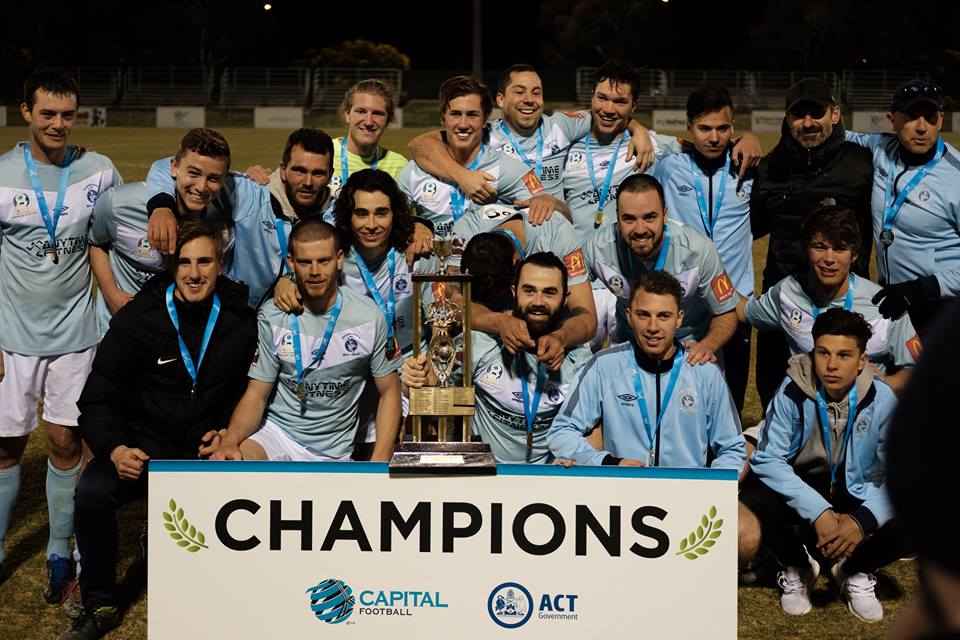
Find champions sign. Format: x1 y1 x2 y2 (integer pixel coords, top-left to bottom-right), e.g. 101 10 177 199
149 462 737 638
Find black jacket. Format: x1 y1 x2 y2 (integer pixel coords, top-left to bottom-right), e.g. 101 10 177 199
78 274 258 460
750 119 873 288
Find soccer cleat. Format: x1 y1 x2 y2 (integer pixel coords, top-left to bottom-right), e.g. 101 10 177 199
45 554 76 604
58 605 121 640
59 577 84 619
777 565 816 615
832 562 883 622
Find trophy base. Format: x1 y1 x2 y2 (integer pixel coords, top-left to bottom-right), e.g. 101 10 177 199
389 442 496 475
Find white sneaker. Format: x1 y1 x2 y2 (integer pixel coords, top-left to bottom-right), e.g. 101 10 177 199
777 565 815 615
832 563 883 622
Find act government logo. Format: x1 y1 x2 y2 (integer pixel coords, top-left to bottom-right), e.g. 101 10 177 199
487 581 580 629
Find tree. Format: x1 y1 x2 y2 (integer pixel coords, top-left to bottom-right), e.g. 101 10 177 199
298 40 410 70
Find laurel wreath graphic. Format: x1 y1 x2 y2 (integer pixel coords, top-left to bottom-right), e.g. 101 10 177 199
161 498 209 552
676 505 723 559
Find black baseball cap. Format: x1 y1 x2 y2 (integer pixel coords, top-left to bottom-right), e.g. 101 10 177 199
890 79 943 113
785 78 835 112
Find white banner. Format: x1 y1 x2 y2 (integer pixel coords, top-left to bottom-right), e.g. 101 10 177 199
652 110 688 132
156 107 206 128
852 111 891 133
750 110 783 132
254 107 304 129
149 461 737 638
76 106 107 127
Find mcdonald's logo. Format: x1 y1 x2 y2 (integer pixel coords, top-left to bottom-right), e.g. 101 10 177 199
522 171 545 196
563 249 588 279
711 273 734 303
905 334 922 360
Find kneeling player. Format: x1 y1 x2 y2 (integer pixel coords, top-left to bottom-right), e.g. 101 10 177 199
211 219 401 462
742 309 905 622
547 271 745 469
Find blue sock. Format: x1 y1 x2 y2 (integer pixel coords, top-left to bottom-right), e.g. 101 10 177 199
46 460 80 559
0 464 22 565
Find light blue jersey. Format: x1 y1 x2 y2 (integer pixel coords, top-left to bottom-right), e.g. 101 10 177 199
745 272 919 372
488 110 592 198
548 343 745 469
654 148 754 298
88 182 165 335
471 330 591 464
248 288 394 459
0 144 121 355
845 131 960 293
397 145 543 238
584 219 737 343
563 131 681 238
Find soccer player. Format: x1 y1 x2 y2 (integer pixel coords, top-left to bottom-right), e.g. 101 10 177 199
547 270 745 469
407 63 657 212
330 79 408 197
402 251 591 463
0 68 122 599
145 129 337 308
88 128 231 333
211 219 402 462
584 173 738 364
751 77 874 411
397 75 552 239
738 205 918 393
844 79 960 334
61 220 256 640
449 205 597 366
742 309 903 622
654 85 755 411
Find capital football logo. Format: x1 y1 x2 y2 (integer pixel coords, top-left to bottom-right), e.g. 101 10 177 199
306 578 355 624
343 334 360 353
394 275 408 292
85 184 99 204
488 582 533 629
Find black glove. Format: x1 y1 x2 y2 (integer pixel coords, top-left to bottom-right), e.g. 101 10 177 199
871 277 938 319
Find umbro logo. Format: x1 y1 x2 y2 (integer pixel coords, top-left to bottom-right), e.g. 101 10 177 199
157 357 178 365
512 392 524 402
617 393 638 402
677 185 693 193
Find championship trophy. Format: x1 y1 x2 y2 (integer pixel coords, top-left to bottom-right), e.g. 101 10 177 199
388 236 496 473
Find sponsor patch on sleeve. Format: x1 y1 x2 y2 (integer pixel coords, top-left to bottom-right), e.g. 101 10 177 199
710 272 734 303
563 249 588 280
562 111 586 119
522 171 544 195
251 347 260 365
906 334 922 360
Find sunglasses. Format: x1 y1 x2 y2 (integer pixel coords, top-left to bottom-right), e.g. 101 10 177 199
789 103 829 120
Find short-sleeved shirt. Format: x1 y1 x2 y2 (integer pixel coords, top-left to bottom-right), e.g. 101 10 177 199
448 207 589 287
654 148 755 298
397 145 544 238
0 143 122 355
471 330 591 464
87 182 164 335
563 131 682 238
745 271 919 372
584 219 736 343
330 137 408 198
248 288 393 459
488 111 592 198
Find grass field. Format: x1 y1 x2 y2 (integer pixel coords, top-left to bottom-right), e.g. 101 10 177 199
1 125 957 639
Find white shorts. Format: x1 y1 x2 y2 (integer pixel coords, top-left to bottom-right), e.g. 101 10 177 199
0 347 97 437
247 419 351 462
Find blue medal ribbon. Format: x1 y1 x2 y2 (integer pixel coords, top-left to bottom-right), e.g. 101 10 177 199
632 347 685 466
290 292 343 401
881 138 944 246
354 248 397 342
24 143 73 263
815 384 858 492
812 274 855 320
626 222 671 275
517 354 547 458
340 137 378 185
494 228 525 257
688 151 730 238
584 132 628 226
449 145 485 222
164 284 221 395
498 121 543 179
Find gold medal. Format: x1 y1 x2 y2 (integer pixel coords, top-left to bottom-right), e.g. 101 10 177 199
594 210 604 227
295 382 308 402
46 246 58 264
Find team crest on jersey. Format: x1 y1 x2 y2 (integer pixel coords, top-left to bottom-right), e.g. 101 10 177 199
855 418 869 434
548 142 561 155
545 383 562 404
342 333 360 354
609 276 625 296
421 182 439 203
789 308 803 330
563 249 587 280
331 175 343 190
905 334 922 360
279 333 295 358
85 184 99 204
134 237 154 258
13 192 30 214
394 274 409 293
479 363 504 389
918 189 931 202
679 388 697 413
502 144 518 157
711 272 734 303
567 151 585 169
